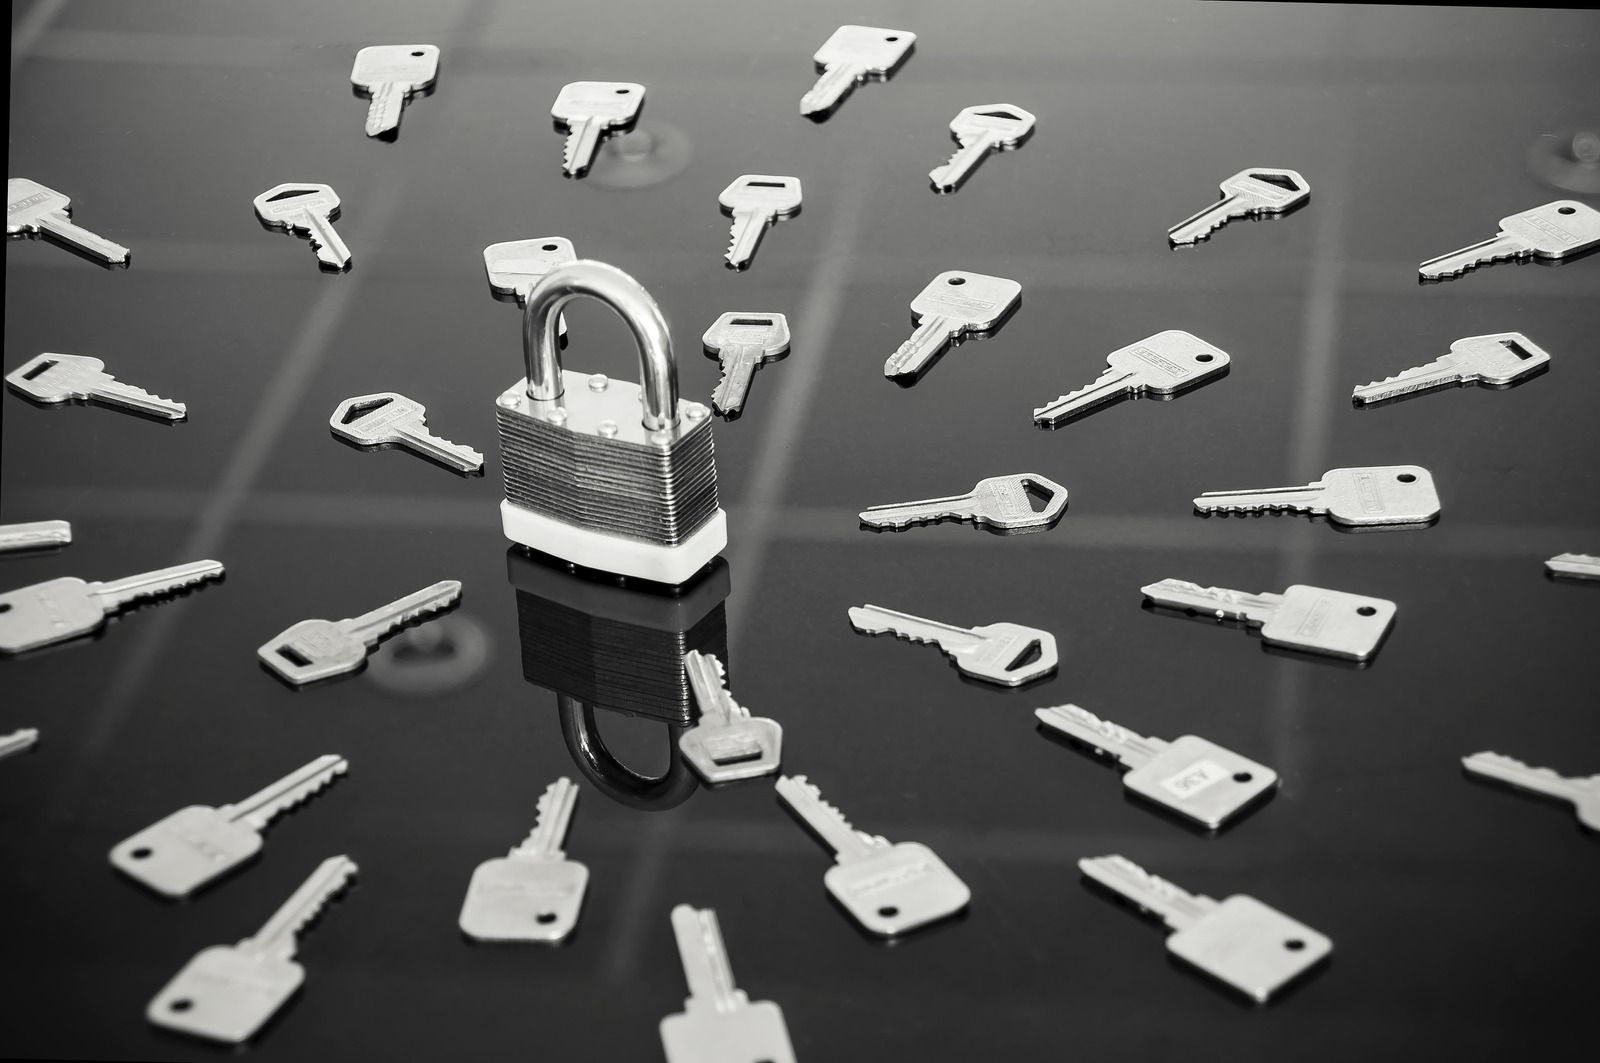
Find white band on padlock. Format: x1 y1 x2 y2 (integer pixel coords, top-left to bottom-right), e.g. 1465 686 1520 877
501 501 728 586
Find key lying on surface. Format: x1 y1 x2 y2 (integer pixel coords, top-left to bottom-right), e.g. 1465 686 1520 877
1352 331 1551 406
1546 553 1600 581
885 270 1021 379
0 561 223 654
1080 854 1331 1002
799 24 915 117
351 45 438 138
0 729 40 762
660 904 796 1063
253 183 351 271
1462 753 1599 832
1194 466 1440 527
111 755 348 897
776 774 969 937
719 175 801 270
848 603 1057 686
459 777 589 942
484 237 576 340
147 856 357 1044
928 105 1036 193
1419 200 1600 280
702 313 789 417
680 650 782 783
258 580 462 685
1168 168 1310 246
6 353 186 421
331 392 483 474
1034 330 1229 427
7 177 131 265
552 81 644 177
1036 705 1277 829
0 520 71 553
860 473 1068 532
1141 578 1395 661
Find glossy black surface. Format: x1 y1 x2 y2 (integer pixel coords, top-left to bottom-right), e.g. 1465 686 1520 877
4 1 1598 1059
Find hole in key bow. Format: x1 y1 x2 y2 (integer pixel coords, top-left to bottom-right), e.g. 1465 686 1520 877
947 276 966 285
1356 606 1377 617
1397 473 1416 483
21 359 57 381
169 998 194 1012
1195 354 1214 363
410 50 425 56
977 110 1019 120
0 604 10 614
535 912 557 925
1558 206 1576 214
131 847 154 860
1249 172 1301 192
1007 640 1044 670
615 88 631 94
885 35 899 41
267 187 319 202
1232 772 1253 783
878 906 900 918
1023 482 1058 513
341 397 394 424
541 243 559 251
1284 938 1306 951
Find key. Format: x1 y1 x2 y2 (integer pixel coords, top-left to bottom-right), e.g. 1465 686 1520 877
6 352 186 421
459 777 589 942
0 728 40 762
6 177 131 265
1080 854 1331 1002
351 45 439 138
1035 705 1277 830
884 270 1021 379
110 755 348 897
1168 167 1310 246
253 183 351 271
860 473 1068 533
147 855 357 1044
483 237 576 341
331 392 483 475
1141 578 1396 661
1462 752 1600 832
847 603 1057 687
701 312 790 417
1419 200 1600 280
1033 330 1229 427
0 560 224 654
0 520 71 553
928 105 1036 193
1352 331 1551 406
680 650 782 783
775 774 969 937
1546 552 1600 581
551 81 644 177
799 24 915 117
719 175 801 271
1194 465 1440 528
258 580 462 685
660 904 796 1063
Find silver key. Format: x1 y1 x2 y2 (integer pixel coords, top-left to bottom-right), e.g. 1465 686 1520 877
1168 167 1310 246
1194 465 1440 527
253 183 351 271
928 105 1036 193
1352 331 1551 406
1419 200 1600 280
775 774 969 937
331 392 484 474
1141 578 1396 661
719 175 801 270
848 603 1057 686
660 904 796 1063
680 650 782 783
860 473 1068 533
800 24 915 117
6 177 131 265
1546 552 1600 581
0 520 71 553
1035 705 1277 830
551 81 644 177
459 776 588 942
702 312 790 417
6 352 187 421
0 728 40 762
258 579 462 685
1033 330 1229 427
1462 752 1600 832
483 237 576 341
148 856 357 1044
885 270 1021 379
351 45 439 138
111 755 348 897
0 560 224 654
1080 854 1331 1002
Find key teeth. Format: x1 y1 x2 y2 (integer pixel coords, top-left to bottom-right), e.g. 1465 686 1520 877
250 760 349 826
119 565 224 607
788 774 868 839
1044 704 1137 746
1193 500 1319 517
1095 854 1184 902
284 861 358 942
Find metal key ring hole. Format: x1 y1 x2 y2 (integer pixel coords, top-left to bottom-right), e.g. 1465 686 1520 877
946 277 966 285
885 35 900 41
131 847 153 860
541 243 559 251
535 912 558 925
1284 938 1306 951
878 905 900 918
1397 473 1416 483
1557 206 1576 214
410 50 425 56
1356 606 1377 616
169 999 194 1012
1232 772 1253 783
615 88 631 94
1195 354 1215 362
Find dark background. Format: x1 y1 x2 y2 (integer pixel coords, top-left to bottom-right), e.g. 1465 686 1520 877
4 1 1598 1059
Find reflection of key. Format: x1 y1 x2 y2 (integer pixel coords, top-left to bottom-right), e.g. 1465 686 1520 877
257 580 462 686
111 755 348 898
1194 465 1440 528
719 175 801 270
1034 330 1229 427
1419 200 1600 280
661 905 796 1063
6 177 131 265
1353 331 1550 406
351 45 439 138
253 183 351 271
1462 752 1600 832
1080 854 1331 1003
1141 578 1395 661
799 24 915 117
1546 553 1600 581
847 603 1057 686
860 473 1067 532
0 729 40 762
459 777 589 942
885 270 1021 379
928 105 1036 192
331 392 483 474
6 352 187 420
0 520 71 553
483 237 575 340
0 561 224 654
1035 705 1277 830
775 774 969 937
1168 167 1309 246
680 651 782 784
702 313 790 416
551 81 644 177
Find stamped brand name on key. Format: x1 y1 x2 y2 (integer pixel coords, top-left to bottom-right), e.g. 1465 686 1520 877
1129 346 1185 376
1159 759 1229 799
1354 472 1385 514
473 879 579 900
29 588 68 631
842 859 935 898
1522 217 1577 246
930 295 1000 315
184 965 290 998
166 824 248 864
9 191 55 214
1294 598 1333 638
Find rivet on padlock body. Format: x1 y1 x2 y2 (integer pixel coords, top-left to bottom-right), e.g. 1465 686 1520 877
496 261 728 584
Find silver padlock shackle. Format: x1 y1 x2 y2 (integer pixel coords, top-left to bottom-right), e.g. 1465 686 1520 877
522 260 679 432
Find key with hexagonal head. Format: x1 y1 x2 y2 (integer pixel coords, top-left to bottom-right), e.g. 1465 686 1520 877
7 177 131 265
331 392 483 474
6 352 186 420
799 24 915 117
719 175 801 270
552 81 644 177
1194 465 1440 527
1168 167 1309 246
702 312 789 416
1420 200 1600 280
860 473 1068 533
459 776 589 942
1353 332 1550 406
257 580 462 685
848 603 1057 686
928 105 1036 193
0 561 224 654
680 651 782 784
253 183 350 271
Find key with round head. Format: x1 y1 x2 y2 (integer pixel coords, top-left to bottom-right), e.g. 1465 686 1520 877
0 520 71 553
147 856 357 1044
701 312 790 417
1462 752 1600 832
0 728 41 762
1033 330 1229 427
660 904 796 1063
551 81 644 177
719 175 801 270
884 270 1021 379
0 560 224 655
928 105 1036 193
1168 167 1309 246
253 183 350 271
1546 553 1600 581
775 775 969 937
257 579 462 686
1352 331 1550 406
6 352 187 420
1141 578 1396 661
483 237 576 341
459 777 589 942
7 177 131 265
111 755 348 897
859 473 1068 533
680 650 782 783
1420 200 1600 281
800 24 915 117
1194 465 1440 528
847 603 1057 686
330 392 484 475
351 45 438 138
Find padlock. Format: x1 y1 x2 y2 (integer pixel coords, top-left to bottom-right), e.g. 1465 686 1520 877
495 260 727 585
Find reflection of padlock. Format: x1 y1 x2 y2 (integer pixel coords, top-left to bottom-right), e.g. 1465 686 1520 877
495 260 728 585
557 695 700 811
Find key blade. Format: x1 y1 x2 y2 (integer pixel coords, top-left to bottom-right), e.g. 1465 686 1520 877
670 904 744 1011
1419 233 1531 279
1462 752 1591 802
518 776 579 859
1079 854 1217 931
1140 579 1282 626
0 728 40 761
0 520 72 552
244 855 359 959
1034 704 1168 769
1546 552 1600 580
1193 483 1327 518
684 650 741 725
1352 354 1470 405
90 560 224 612
341 579 462 645
226 754 349 832
847 603 983 647
775 774 885 862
